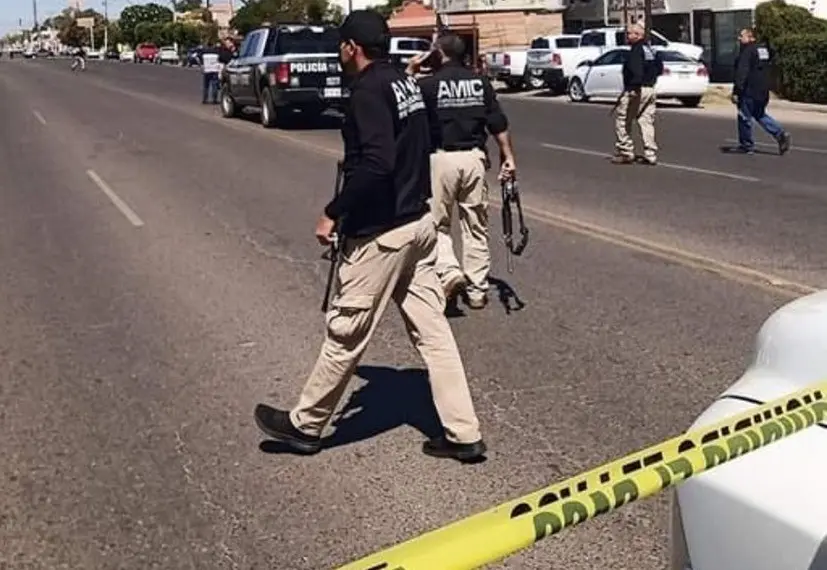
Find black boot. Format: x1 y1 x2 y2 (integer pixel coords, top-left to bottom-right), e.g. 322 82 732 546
254 404 322 454
423 436 487 463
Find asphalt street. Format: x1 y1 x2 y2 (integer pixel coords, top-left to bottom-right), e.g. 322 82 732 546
0 57 822 570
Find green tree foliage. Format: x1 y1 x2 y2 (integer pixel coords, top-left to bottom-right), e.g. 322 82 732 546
119 3 174 46
754 0 827 103
230 0 344 35
373 0 405 19
771 33 827 103
173 0 204 11
754 0 827 47
133 19 217 47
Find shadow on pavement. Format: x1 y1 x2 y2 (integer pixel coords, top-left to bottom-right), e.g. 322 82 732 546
489 276 527 315
237 108 343 131
718 144 777 156
259 365 443 454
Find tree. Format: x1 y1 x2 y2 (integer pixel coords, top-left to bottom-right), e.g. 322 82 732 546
373 0 404 19
173 0 203 11
230 0 344 36
120 3 174 46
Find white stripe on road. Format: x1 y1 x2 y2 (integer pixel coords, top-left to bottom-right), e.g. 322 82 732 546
86 170 145 227
725 138 827 155
32 110 47 125
540 142 761 182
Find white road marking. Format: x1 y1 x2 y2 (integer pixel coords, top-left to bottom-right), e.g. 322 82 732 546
725 138 827 155
540 142 761 182
86 170 145 227
32 110 47 125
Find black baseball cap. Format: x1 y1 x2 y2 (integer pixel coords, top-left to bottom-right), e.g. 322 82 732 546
339 9 390 49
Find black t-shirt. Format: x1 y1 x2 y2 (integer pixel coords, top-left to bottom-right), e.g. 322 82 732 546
325 60 431 238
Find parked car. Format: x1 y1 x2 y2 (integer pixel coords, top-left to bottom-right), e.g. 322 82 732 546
154 46 179 65
388 36 431 71
525 34 582 94
134 43 159 63
104 49 120 60
567 47 709 107
120 49 135 62
487 47 531 90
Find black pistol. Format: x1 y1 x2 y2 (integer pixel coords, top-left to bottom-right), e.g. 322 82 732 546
321 160 345 313
501 177 529 273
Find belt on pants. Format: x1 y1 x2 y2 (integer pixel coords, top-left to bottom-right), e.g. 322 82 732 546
438 145 480 152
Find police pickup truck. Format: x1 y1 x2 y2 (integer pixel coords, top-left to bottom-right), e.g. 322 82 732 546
219 23 346 128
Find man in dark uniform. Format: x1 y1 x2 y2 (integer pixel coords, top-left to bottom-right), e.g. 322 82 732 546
406 33 516 310
612 22 662 165
254 10 486 463
732 27 791 155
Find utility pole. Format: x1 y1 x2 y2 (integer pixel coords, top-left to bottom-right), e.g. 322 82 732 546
32 0 38 30
643 0 652 39
103 0 109 53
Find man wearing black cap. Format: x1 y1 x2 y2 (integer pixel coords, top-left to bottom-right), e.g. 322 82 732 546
254 9 487 463
406 33 515 310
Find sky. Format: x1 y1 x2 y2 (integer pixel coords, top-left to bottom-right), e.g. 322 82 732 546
0 0 136 37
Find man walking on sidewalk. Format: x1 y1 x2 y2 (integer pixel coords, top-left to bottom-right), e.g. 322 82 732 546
731 27 791 155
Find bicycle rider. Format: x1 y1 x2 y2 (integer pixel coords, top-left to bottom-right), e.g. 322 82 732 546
72 46 87 71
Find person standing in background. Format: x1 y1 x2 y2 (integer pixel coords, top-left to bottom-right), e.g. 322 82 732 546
612 22 662 166
199 41 223 104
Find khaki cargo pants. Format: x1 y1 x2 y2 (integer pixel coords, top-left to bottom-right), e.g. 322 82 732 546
429 148 490 301
615 86 657 161
289 213 482 445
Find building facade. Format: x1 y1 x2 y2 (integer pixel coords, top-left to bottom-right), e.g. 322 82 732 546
387 0 565 59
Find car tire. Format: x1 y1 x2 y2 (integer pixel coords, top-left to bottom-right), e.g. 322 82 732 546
260 88 279 129
568 78 588 102
679 96 702 108
220 86 240 119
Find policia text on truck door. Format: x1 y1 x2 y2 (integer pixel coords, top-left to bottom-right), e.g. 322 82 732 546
219 23 348 128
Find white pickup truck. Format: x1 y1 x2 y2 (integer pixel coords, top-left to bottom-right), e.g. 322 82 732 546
525 34 582 94
487 47 534 90
577 27 704 63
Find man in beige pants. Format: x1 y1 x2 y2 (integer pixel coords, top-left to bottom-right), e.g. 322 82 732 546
408 33 516 310
254 11 486 463
612 22 663 166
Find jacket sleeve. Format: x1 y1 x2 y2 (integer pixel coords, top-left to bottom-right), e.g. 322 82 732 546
625 46 644 89
483 76 508 135
733 46 751 97
324 86 396 220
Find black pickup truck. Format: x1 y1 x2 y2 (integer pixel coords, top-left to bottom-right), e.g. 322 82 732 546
219 23 347 128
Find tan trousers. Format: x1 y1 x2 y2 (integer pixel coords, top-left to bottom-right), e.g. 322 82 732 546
429 149 490 300
290 213 482 444
615 87 657 160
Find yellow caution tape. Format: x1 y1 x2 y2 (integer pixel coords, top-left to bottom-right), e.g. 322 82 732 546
335 381 827 570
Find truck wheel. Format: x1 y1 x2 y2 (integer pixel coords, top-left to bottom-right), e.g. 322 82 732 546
220 86 239 119
679 96 702 108
260 88 279 128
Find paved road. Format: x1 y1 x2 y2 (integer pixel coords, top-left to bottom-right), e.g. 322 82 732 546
0 57 817 570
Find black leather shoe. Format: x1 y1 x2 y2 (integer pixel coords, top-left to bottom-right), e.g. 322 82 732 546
423 436 487 463
254 404 321 454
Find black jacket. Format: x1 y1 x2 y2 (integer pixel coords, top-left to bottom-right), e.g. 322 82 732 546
324 60 431 238
623 42 662 91
734 42 772 102
417 62 508 152
217 46 235 64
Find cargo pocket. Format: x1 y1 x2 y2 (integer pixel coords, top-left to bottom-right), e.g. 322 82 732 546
327 294 375 348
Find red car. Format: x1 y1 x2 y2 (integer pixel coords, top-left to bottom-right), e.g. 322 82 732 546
135 43 159 63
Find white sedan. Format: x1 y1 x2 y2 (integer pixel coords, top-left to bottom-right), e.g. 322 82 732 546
567 47 709 108
155 46 179 65
119 50 135 63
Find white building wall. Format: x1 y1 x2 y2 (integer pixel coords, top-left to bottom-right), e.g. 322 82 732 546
666 0 826 17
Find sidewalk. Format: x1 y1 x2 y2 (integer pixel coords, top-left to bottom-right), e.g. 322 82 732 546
699 84 827 127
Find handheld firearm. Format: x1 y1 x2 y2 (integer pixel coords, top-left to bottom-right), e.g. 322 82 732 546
500 177 529 273
321 160 345 313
